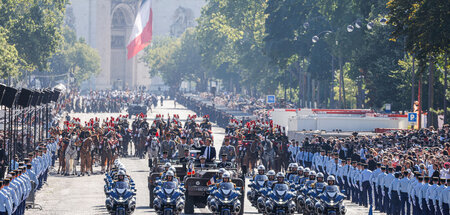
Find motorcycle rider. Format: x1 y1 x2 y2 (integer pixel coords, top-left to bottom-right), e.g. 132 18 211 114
326 175 338 188
160 162 171 178
294 167 304 185
304 171 317 189
271 172 288 189
222 171 233 183
254 165 266 179
117 170 127 183
266 170 277 188
165 170 180 185
313 172 328 193
300 168 311 185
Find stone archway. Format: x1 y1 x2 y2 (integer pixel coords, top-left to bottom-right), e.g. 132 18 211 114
110 4 134 90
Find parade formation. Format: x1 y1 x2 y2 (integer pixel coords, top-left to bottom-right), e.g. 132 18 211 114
0 0 448 214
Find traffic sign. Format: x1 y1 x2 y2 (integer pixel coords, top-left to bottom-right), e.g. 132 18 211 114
267 95 275 104
408 113 417 122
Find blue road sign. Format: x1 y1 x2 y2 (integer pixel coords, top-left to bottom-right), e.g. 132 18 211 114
267 95 275 104
408 113 417 122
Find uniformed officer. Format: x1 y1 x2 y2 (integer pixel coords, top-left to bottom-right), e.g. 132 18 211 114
376 166 387 212
347 161 357 203
219 138 237 161
3 178 18 214
336 159 346 189
0 180 13 215
398 171 411 215
355 163 363 206
438 179 449 215
389 172 401 214
342 158 352 200
370 163 382 210
217 154 232 168
383 167 395 214
160 151 171 163
161 134 176 158
411 175 423 215
426 177 439 215
435 178 447 215
418 176 431 214
360 163 372 207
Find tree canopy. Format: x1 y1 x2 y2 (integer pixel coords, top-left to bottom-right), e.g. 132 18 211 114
142 0 448 122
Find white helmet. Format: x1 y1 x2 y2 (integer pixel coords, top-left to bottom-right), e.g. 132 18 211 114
166 170 175 177
327 175 336 182
317 172 324 179
257 165 266 172
219 168 226 174
169 166 176 173
276 172 285 179
309 171 317 177
267 170 276 177
304 168 310 173
223 171 231 180
164 162 172 168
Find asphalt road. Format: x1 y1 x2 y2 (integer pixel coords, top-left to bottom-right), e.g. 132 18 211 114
30 100 383 215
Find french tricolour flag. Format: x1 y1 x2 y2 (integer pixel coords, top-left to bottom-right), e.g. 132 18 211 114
127 0 153 59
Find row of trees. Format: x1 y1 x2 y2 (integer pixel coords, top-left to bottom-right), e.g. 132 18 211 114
143 0 448 125
0 0 100 88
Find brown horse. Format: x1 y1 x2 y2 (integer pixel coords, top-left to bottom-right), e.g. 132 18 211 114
80 137 93 176
101 137 117 173
57 139 69 174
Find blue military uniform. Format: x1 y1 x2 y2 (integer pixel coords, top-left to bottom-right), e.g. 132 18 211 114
360 164 372 207
0 181 13 215
383 168 395 214
388 172 401 214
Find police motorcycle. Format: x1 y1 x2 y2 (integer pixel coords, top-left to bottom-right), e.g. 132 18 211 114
314 176 346 215
153 170 185 215
247 165 268 209
264 172 296 215
256 170 276 212
105 170 137 215
304 172 327 214
297 169 316 213
207 171 242 215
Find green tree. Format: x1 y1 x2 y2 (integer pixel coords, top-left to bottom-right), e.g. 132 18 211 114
0 27 20 79
48 27 100 86
0 0 68 72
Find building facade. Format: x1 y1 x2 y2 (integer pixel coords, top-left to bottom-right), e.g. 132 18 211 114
69 0 206 90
